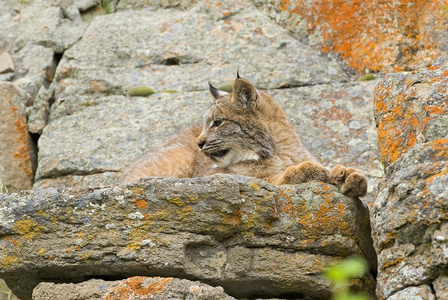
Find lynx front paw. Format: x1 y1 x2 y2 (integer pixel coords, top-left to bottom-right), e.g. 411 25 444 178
330 164 367 197
279 161 330 185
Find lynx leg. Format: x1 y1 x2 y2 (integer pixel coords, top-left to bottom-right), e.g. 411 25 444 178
330 164 367 197
268 161 330 185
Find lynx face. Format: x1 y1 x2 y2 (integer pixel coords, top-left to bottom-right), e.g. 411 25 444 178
197 79 275 168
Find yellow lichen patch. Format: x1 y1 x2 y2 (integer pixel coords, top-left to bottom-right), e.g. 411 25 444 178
169 197 184 207
186 194 198 204
12 218 45 240
126 241 141 252
131 187 144 196
0 255 19 269
251 182 261 191
278 0 448 74
38 248 46 256
105 276 172 300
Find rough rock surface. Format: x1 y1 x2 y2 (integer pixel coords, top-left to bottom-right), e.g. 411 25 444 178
33 277 236 300
256 0 448 74
35 81 382 205
0 82 35 192
0 176 376 300
372 56 448 299
54 0 347 100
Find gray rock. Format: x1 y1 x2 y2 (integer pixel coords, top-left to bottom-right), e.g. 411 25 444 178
0 52 14 74
117 0 196 11
0 176 376 300
13 43 55 93
372 56 448 299
434 275 448 300
387 285 435 300
34 92 210 187
15 0 87 53
53 0 348 100
33 277 236 300
35 81 382 207
0 82 36 192
27 84 55 134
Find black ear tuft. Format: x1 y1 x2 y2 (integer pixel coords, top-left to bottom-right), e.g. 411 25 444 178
236 70 241 79
209 81 228 100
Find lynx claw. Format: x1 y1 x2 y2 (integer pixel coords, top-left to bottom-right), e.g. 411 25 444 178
330 164 367 197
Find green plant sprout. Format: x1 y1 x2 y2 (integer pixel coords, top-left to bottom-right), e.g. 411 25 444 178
324 256 369 300
100 0 113 14
0 181 8 194
0 280 16 300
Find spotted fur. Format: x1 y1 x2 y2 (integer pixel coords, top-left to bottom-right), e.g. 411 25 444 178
120 77 367 197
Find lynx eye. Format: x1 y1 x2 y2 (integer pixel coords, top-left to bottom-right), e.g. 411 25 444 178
212 120 223 128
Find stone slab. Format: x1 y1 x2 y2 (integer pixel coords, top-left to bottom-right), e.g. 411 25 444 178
0 176 376 299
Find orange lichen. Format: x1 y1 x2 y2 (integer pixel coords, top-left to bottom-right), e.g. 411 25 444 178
278 186 348 236
105 277 172 300
222 208 242 226
430 138 448 158
278 0 448 74
181 205 194 221
9 100 33 177
383 257 404 269
314 106 352 125
133 198 148 209
426 167 448 184
374 72 448 165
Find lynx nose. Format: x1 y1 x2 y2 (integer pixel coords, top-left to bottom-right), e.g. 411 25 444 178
197 140 206 149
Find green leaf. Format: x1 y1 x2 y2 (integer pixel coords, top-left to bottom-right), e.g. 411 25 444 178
325 257 368 284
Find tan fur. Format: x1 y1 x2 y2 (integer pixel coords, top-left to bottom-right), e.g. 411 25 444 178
120 77 367 197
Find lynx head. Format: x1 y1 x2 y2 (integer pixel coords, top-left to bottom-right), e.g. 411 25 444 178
197 77 276 167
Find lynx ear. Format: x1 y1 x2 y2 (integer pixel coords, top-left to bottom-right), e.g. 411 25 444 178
232 78 258 110
209 81 228 100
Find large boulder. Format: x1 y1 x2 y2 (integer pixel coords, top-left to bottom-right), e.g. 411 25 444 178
53 0 347 100
0 176 376 300
371 56 448 299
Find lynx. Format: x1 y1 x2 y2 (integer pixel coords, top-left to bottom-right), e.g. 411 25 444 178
120 76 367 197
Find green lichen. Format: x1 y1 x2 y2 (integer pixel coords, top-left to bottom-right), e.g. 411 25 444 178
128 86 157 97
358 73 376 81
162 90 179 94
